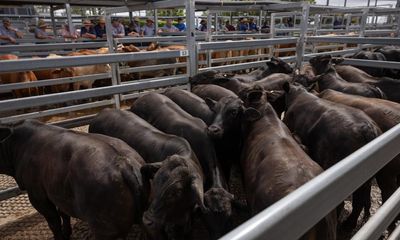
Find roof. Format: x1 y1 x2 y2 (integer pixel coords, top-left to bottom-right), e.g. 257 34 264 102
0 0 157 7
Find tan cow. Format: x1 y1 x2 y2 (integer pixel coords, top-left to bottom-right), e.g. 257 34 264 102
66 50 111 90
0 54 39 98
33 54 73 94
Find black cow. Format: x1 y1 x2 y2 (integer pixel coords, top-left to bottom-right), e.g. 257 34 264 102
335 64 400 103
0 119 145 240
163 88 215 126
319 89 400 231
89 109 206 240
239 85 336 240
192 84 237 101
309 55 385 99
130 93 235 239
283 83 382 231
352 50 387 77
376 46 400 79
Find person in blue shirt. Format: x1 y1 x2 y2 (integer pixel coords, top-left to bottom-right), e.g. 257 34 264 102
94 17 106 38
175 18 186 32
238 18 249 31
80 19 96 39
199 19 207 32
249 18 258 31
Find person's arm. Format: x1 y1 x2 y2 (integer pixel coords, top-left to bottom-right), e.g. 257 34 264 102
35 30 48 39
9 27 23 38
0 34 16 43
115 25 125 38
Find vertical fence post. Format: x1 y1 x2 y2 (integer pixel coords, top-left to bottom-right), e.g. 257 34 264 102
50 5 57 37
154 9 158 35
186 0 197 88
206 11 212 68
396 0 400 37
105 12 121 109
269 12 276 58
358 8 368 49
65 3 74 40
296 3 309 69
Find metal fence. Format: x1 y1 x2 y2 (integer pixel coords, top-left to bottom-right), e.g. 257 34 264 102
1 1 400 239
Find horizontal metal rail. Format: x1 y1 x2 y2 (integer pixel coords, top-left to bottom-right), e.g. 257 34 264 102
0 41 107 53
0 187 24 201
0 50 188 73
352 186 400 240
121 84 189 101
119 63 187 75
341 59 400 70
0 75 188 112
197 38 298 51
115 36 187 44
0 99 114 124
307 36 400 45
221 123 400 240
199 56 297 73
0 73 111 91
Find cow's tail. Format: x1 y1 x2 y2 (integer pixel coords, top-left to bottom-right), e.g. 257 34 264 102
121 163 147 223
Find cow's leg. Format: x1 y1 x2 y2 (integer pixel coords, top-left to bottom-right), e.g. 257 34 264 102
58 210 72 239
377 173 397 232
341 181 371 232
28 194 65 240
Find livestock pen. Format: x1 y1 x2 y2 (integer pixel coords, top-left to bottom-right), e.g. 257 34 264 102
1 0 400 239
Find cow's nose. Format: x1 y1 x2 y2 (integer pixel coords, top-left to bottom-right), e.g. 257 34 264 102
208 125 223 137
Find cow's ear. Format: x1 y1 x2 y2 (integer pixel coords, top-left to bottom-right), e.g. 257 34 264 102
244 108 262 122
267 90 285 103
140 162 163 180
205 98 217 111
332 57 345 65
0 127 12 143
283 81 290 93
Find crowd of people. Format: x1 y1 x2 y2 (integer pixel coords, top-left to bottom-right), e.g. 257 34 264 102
0 16 270 44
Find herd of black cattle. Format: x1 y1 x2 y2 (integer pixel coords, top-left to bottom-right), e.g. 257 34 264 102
0 45 400 240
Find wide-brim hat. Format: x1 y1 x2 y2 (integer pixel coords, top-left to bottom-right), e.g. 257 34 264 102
38 20 47 28
98 17 106 24
83 20 93 26
133 17 140 22
146 18 154 23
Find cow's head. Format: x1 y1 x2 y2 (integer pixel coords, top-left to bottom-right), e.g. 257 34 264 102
0 125 14 175
265 57 293 75
202 188 235 239
309 55 332 75
238 84 266 109
141 155 206 240
206 96 245 139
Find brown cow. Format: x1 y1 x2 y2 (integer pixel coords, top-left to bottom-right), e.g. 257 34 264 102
0 54 39 98
33 54 73 94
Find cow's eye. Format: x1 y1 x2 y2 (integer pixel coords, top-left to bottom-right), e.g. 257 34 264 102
230 109 238 116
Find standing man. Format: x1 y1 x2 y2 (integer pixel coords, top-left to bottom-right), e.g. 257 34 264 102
225 21 236 31
126 17 142 37
249 18 259 31
199 19 207 32
141 18 156 37
60 22 78 40
94 17 107 38
0 18 23 44
111 19 125 38
35 20 54 39
80 19 96 39
238 18 249 31
159 19 179 33
175 17 186 32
